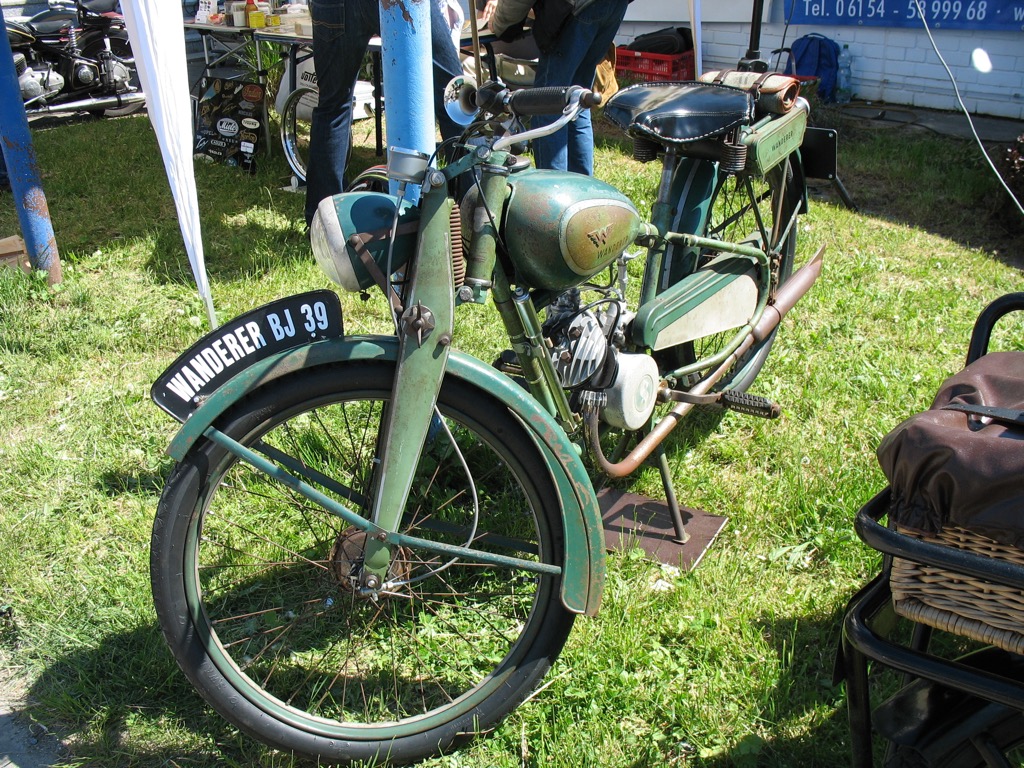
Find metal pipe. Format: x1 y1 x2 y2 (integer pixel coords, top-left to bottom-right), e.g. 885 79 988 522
25 91 146 116
379 0 433 202
590 247 824 478
0 30 61 283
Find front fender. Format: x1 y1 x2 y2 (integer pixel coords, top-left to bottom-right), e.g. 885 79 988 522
165 334 605 616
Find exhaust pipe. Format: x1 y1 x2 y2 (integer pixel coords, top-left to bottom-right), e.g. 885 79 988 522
27 91 146 116
589 246 825 478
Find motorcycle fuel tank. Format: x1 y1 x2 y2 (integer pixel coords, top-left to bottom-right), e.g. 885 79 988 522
6 20 36 47
500 169 641 292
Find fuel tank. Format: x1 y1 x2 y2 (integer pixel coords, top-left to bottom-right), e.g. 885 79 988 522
6 19 36 48
497 169 641 292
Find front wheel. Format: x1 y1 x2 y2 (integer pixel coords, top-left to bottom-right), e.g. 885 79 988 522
151 362 574 765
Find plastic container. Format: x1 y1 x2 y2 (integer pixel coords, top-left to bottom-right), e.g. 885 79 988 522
836 44 853 105
614 48 695 84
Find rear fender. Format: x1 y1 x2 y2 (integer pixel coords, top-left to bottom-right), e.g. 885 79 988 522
164 335 606 616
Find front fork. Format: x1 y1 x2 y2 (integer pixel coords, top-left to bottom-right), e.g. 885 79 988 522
357 169 455 587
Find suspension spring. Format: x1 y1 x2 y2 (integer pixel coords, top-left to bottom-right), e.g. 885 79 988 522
721 140 747 174
633 137 659 163
450 202 466 287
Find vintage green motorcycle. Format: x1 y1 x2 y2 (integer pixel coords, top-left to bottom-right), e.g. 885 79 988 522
149 69 825 764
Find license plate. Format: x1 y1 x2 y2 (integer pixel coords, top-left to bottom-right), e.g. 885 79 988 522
152 290 343 422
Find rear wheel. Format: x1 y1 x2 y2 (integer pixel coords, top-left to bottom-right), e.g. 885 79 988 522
671 155 802 393
151 363 574 765
345 164 389 192
81 32 143 118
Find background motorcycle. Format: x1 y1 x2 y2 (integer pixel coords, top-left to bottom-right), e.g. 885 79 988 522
5 0 144 117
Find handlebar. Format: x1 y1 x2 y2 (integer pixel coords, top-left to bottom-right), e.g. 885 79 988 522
475 83 601 118
488 85 601 153
507 86 602 116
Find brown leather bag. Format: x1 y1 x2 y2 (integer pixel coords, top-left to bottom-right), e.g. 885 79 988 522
593 44 618 101
877 351 1024 548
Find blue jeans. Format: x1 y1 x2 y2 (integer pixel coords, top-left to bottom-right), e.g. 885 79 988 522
305 0 464 225
531 0 629 175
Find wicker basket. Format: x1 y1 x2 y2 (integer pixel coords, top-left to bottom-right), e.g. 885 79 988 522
892 524 1024 655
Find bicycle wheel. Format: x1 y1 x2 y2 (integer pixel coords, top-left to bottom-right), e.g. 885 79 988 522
280 85 318 182
151 362 574 765
675 155 802 393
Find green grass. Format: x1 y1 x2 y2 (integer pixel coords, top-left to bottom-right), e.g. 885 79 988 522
1 104 1022 768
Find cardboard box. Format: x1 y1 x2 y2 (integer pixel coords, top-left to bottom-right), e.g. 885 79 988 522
0 235 30 273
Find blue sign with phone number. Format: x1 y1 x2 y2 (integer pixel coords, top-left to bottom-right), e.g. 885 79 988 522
782 0 1024 30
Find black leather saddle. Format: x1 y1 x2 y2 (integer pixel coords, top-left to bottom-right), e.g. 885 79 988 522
604 82 756 148
81 0 123 15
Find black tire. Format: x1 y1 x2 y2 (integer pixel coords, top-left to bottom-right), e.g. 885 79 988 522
151 362 574 765
280 85 317 182
81 31 143 118
345 164 389 193
673 155 802 393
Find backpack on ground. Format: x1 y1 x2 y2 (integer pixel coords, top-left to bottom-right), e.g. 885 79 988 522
788 33 840 102
626 26 693 55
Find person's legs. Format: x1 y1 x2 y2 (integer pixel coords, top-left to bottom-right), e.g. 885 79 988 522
305 0 377 225
430 0 464 145
532 0 628 174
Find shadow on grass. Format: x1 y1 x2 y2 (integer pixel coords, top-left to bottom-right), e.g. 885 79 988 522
143 195 311 289
24 623 307 767
96 466 167 497
625 600 863 768
708 601 872 768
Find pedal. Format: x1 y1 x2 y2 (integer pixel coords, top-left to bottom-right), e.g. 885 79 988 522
493 349 523 376
720 390 781 419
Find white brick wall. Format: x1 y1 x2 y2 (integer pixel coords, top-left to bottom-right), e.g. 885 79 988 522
617 20 1024 120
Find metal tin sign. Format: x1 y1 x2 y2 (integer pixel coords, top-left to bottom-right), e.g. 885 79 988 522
194 78 266 169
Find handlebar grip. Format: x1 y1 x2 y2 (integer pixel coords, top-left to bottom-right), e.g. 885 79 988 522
506 86 601 117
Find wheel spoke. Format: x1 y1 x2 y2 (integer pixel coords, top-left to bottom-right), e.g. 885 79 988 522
156 367 573 758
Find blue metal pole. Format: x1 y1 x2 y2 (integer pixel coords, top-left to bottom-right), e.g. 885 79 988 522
0 27 61 283
378 0 434 201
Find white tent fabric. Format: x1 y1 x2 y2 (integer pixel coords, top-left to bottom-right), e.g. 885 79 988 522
121 0 218 329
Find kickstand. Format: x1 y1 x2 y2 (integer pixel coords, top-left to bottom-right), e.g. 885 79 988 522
604 426 689 544
832 175 858 212
653 444 690 545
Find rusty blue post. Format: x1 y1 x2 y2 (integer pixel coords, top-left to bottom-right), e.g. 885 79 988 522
0 27 61 283
378 0 433 201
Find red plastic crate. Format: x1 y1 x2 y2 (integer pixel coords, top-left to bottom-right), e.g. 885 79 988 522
615 47 695 83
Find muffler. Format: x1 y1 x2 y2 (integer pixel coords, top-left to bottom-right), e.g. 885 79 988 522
26 91 146 115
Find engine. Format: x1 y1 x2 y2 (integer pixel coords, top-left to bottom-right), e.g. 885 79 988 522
15 54 64 102
70 58 101 89
544 289 661 432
